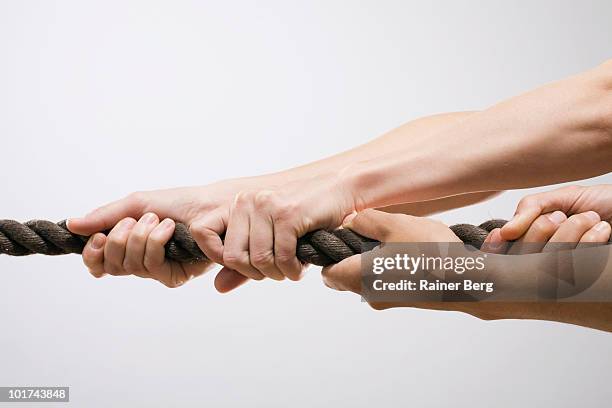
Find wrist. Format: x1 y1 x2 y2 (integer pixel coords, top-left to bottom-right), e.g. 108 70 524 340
340 150 472 211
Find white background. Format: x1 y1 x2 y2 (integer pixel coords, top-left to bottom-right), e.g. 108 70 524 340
1 1 611 407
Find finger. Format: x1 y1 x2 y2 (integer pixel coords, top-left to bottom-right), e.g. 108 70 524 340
501 187 580 241
507 211 566 254
500 206 543 241
480 228 508 254
190 209 227 264
321 254 362 294
543 211 601 252
342 209 398 241
82 233 107 278
145 218 190 288
104 218 137 276
577 221 612 248
143 218 175 274
249 211 284 280
214 267 250 293
67 193 147 236
273 221 303 281
123 213 159 278
223 197 264 280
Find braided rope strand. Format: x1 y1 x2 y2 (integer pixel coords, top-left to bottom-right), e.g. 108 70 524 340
0 218 518 266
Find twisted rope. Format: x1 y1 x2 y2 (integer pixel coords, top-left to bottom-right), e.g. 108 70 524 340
0 218 517 266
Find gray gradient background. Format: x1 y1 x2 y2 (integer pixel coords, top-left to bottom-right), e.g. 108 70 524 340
1 1 611 407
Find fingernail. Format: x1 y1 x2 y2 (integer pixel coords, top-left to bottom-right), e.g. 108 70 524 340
142 213 156 224
585 211 601 223
117 218 135 231
91 234 105 250
547 211 566 225
594 221 610 232
161 218 174 229
342 212 357 226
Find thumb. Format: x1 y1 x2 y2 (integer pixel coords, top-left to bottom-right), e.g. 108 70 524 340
214 267 250 293
500 188 575 240
67 192 149 235
342 209 396 242
321 254 362 294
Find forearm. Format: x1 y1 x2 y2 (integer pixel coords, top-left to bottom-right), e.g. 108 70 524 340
265 111 477 184
346 61 612 210
379 191 500 216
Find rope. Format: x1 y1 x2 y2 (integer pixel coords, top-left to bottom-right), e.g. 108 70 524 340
1 218 608 266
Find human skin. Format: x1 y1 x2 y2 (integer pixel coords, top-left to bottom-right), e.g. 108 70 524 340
199 59 612 283
69 60 612 289
501 184 612 240
321 208 612 332
69 111 492 289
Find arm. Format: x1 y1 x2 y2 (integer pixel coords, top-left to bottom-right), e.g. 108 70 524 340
71 60 612 289
69 111 490 289
345 60 612 210
217 59 612 286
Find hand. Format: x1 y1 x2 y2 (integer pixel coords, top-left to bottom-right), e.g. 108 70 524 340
68 176 280 290
67 172 357 290
500 185 612 241
81 214 213 288
321 209 461 294
321 208 612 330
221 172 356 282
482 209 611 255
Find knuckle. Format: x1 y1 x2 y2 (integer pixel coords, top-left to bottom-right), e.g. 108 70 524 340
162 280 180 289
88 269 104 279
234 191 254 206
272 201 298 221
189 222 208 241
581 233 597 243
250 251 274 268
107 234 125 247
126 191 148 207
147 234 165 248
568 214 590 228
254 190 275 208
518 195 537 209
285 269 303 281
369 302 387 311
130 229 148 243
222 252 246 269
274 251 295 266
531 217 555 236
267 273 285 281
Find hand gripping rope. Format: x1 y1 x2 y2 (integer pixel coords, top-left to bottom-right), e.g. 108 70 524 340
0 219 544 266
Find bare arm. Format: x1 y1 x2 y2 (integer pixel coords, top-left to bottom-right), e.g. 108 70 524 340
346 60 612 209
